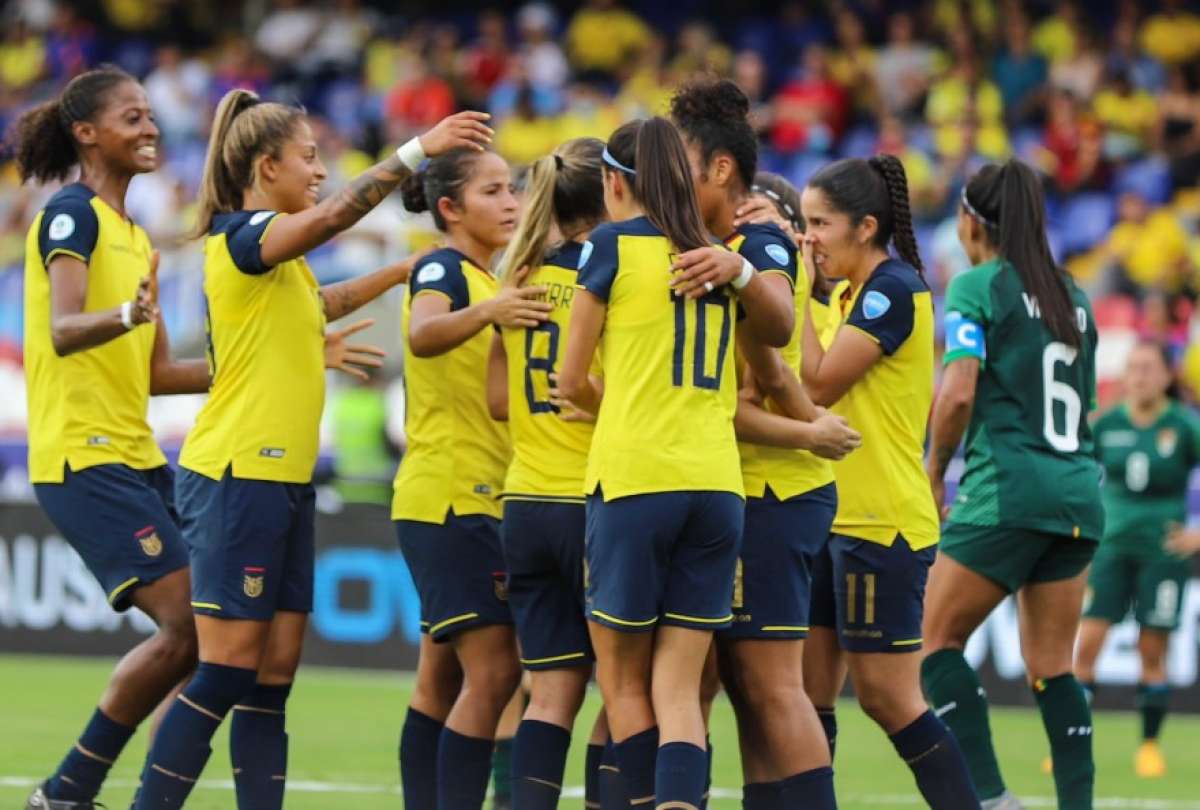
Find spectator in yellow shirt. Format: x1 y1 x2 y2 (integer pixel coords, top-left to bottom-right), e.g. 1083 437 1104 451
1070 193 1193 295
565 0 650 79
0 21 46 92
1140 0 1200 66
1032 1 1080 64
495 87 563 166
1093 70 1159 159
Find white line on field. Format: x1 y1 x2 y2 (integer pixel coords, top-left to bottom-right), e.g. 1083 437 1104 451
2 777 1198 808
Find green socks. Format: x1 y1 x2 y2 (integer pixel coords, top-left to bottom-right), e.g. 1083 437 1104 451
921 649 1006 801
1033 673 1094 810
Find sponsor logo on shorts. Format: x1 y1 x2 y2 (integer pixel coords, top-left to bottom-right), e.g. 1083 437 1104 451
134 525 162 557
259 447 286 459
243 567 265 598
492 571 508 602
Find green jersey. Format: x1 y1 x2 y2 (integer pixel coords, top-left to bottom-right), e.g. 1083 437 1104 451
1093 401 1200 558
942 258 1104 539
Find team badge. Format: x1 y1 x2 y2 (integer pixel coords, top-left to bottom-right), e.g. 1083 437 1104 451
48 213 75 241
578 240 594 269
249 210 275 226
243 567 265 598
764 243 790 267
1157 428 1178 457
416 262 445 284
862 290 891 319
135 526 163 557
492 571 509 602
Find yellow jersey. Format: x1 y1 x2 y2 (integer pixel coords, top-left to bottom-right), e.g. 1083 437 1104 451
501 242 594 502
23 183 165 483
812 279 849 348
577 216 742 500
392 248 511 522
729 223 834 500
179 210 326 483
829 260 939 549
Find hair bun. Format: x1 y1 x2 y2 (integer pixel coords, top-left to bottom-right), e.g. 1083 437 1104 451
400 171 429 214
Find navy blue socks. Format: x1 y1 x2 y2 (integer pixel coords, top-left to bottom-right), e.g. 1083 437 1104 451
230 682 292 810
46 708 134 801
889 710 978 810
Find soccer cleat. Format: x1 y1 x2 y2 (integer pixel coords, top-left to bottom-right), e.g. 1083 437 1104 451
1134 740 1167 778
981 790 1025 810
24 782 107 809
1040 755 1053 775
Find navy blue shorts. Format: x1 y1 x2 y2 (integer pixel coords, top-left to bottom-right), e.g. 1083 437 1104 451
585 488 743 632
721 483 837 641
34 464 188 611
502 499 593 670
178 468 316 621
396 511 512 643
809 533 936 653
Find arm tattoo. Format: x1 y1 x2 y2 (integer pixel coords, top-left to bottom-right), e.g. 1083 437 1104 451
331 154 411 223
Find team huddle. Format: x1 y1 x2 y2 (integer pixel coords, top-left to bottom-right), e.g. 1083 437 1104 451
13 63 1197 810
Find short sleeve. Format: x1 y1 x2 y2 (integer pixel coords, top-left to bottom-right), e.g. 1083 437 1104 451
576 225 619 301
225 210 282 275
942 268 991 367
38 197 99 267
738 225 798 287
845 270 915 356
410 254 469 310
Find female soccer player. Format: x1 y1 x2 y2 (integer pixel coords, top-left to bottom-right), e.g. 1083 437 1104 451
670 78 854 809
12 66 208 810
482 136 608 809
922 159 1103 810
394 145 550 810
133 91 491 810
557 116 756 810
798 155 978 809
1076 341 1200 779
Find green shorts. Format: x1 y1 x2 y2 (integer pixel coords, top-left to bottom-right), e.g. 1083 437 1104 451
939 522 1097 594
1083 548 1191 631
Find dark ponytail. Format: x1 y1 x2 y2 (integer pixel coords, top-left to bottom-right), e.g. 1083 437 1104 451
605 117 710 252
963 159 1080 348
9 65 135 184
806 154 924 275
401 147 486 232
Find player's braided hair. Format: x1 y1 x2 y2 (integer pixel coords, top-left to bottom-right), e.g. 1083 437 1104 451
9 65 135 184
400 147 487 232
807 155 925 276
868 154 923 274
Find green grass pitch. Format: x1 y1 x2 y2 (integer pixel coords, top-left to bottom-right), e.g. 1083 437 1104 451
2 654 1197 809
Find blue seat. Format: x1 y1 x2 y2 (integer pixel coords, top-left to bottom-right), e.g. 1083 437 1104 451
839 125 878 159
1057 193 1116 256
1114 158 1172 205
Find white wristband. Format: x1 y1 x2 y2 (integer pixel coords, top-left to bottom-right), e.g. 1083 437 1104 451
730 258 756 291
396 137 427 171
120 301 136 330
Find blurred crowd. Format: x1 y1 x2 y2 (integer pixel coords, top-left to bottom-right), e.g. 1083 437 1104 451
4 0 1200 466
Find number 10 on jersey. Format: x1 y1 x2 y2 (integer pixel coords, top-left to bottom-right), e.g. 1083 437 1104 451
671 289 733 390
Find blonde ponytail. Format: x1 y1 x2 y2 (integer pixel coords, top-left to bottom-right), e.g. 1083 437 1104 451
190 88 304 238
496 138 606 284
497 154 559 284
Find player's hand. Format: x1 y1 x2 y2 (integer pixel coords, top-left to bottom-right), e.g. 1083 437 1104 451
131 250 161 325
1165 524 1200 556
807 412 861 460
671 247 743 299
419 111 494 155
798 234 818 287
390 248 434 286
486 284 553 329
325 318 386 381
548 372 599 422
734 195 798 243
